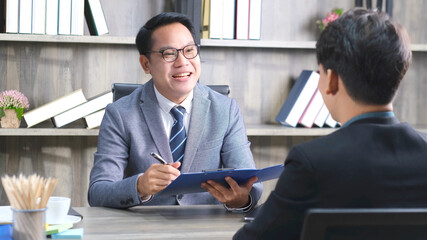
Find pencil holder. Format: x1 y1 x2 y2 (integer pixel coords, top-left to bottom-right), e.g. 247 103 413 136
12 208 47 240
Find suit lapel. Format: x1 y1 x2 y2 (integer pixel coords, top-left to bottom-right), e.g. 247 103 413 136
139 80 173 163
182 85 211 172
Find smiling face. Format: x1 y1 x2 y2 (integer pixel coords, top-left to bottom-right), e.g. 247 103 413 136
139 22 201 104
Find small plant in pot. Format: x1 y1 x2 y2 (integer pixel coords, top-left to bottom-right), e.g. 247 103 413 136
0 90 30 128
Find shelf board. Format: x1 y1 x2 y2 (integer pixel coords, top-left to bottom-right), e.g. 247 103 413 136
246 124 337 136
0 33 135 45
2 34 426 52
1 125 426 137
201 39 316 49
201 39 427 52
0 128 99 136
0 125 336 137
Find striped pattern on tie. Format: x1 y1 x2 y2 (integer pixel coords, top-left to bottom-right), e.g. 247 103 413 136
169 106 187 163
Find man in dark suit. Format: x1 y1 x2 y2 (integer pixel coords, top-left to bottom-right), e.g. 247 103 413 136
88 12 261 210
234 8 427 240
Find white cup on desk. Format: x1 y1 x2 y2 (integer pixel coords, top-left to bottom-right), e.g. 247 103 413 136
46 196 71 224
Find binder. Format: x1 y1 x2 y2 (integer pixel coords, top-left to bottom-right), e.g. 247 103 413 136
275 70 320 127
5 0 19 33
58 0 72 35
249 0 262 40
235 0 250 39
46 0 59 35
52 91 112 128
84 0 108 35
32 0 46 34
71 0 85 35
19 0 32 33
22 89 87 128
158 164 284 196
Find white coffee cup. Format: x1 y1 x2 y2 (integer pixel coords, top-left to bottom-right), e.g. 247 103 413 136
46 196 71 224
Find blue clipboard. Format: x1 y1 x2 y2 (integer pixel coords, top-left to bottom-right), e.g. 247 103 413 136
157 164 284 196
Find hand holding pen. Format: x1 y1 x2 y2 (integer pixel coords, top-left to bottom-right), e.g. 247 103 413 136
136 152 181 196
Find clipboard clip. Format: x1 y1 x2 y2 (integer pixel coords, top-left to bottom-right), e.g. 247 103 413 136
202 168 236 172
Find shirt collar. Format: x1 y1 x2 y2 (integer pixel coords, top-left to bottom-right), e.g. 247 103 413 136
342 111 395 128
154 85 193 114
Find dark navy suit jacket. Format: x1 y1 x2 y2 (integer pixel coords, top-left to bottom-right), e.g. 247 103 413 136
234 116 427 240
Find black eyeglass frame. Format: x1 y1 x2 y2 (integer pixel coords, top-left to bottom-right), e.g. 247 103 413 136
144 44 200 62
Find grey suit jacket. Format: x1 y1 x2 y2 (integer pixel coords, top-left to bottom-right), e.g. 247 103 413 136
88 80 262 208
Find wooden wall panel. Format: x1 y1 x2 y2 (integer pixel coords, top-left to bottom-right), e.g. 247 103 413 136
0 137 97 206
261 0 354 41
0 42 147 112
200 47 319 124
95 0 166 37
394 53 427 126
261 0 427 43
201 49 427 127
394 0 427 44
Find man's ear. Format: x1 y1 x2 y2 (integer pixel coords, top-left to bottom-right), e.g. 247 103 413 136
326 69 339 95
139 55 151 74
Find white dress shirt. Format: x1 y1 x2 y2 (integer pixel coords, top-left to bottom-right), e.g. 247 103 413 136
153 85 193 138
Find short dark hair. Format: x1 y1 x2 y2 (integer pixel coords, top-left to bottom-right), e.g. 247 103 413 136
135 12 196 57
316 8 412 105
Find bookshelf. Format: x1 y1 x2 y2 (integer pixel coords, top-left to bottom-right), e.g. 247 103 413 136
2 33 427 52
0 33 135 45
1 126 427 137
0 125 338 137
1 0 426 206
0 128 99 136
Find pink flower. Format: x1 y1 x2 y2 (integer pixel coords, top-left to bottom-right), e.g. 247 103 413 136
317 8 343 31
325 12 340 23
0 90 30 109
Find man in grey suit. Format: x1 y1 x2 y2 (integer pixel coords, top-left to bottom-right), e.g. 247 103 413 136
88 12 262 211
234 8 427 239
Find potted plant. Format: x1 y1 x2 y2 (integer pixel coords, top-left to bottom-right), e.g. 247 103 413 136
0 90 30 128
317 8 344 31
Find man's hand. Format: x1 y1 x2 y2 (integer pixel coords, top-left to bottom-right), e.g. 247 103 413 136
201 176 258 208
137 162 181 197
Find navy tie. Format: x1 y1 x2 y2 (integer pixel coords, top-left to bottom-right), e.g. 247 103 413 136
169 106 187 163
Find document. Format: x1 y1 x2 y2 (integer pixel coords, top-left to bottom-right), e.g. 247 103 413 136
157 164 284 196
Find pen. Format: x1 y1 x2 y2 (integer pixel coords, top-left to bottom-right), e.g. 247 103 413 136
150 152 167 165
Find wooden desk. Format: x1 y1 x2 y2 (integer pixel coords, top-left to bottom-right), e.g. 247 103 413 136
73 205 246 239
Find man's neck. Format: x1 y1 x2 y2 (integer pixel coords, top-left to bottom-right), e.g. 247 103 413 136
337 102 393 126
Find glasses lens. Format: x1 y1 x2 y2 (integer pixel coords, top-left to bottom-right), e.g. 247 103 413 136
183 45 198 59
162 49 178 62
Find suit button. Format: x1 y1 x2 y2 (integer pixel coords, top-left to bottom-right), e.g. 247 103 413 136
126 198 133 205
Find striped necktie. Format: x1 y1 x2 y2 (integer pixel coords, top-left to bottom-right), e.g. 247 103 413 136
169 106 187 164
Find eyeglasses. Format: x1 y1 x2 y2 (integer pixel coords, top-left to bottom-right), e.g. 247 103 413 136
145 44 200 62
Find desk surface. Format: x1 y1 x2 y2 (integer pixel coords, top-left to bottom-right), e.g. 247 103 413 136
73 205 246 240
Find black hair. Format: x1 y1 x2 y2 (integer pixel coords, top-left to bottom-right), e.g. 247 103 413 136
316 8 412 105
135 12 196 57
